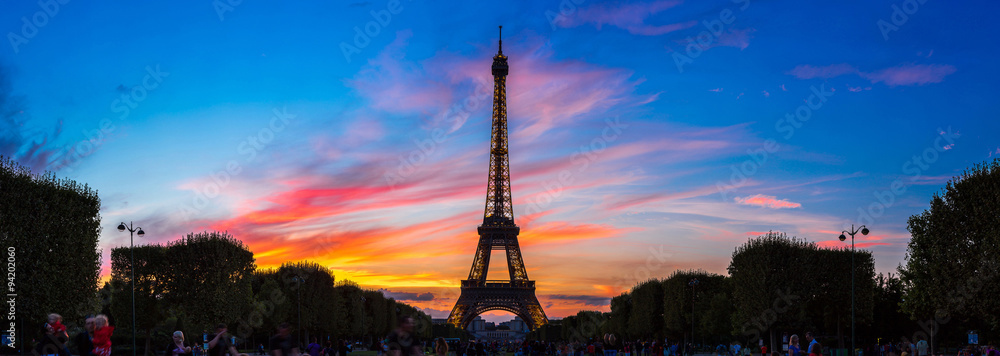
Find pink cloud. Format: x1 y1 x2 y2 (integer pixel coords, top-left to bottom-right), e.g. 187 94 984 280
348 31 653 141
815 240 891 249
786 63 858 79
734 194 802 209
346 30 455 115
861 64 957 87
556 0 697 36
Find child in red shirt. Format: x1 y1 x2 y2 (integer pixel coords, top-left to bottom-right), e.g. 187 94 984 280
47 313 68 340
93 314 114 356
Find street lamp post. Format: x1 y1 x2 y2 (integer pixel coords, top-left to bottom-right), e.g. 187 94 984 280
689 278 699 356
117 222 145 356
839 224 869 356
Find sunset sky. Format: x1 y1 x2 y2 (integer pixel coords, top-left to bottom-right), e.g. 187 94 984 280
3 1 999 323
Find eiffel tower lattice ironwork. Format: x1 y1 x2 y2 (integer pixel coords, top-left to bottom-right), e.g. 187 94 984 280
447 26 548 331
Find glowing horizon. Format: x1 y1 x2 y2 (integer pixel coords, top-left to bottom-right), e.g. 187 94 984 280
3 0 998 325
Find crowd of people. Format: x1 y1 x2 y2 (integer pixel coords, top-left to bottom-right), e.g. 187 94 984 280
30 313 996 356
30 311 315 356
875 337 999 356
34 313 113 356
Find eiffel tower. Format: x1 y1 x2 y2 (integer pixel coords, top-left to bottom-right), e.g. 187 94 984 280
446 26 548 331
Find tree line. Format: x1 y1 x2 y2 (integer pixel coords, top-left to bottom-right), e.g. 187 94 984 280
531 235 875 351
530 158 1000 350
105 231 440 355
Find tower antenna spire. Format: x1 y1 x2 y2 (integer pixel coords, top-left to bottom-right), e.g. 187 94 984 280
498 25 503 54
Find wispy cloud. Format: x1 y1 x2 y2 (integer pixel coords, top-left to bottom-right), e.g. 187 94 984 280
861 64 957 86
0 65 62 173
712 28 754 50
556 0 697 36
380 289 435 301
734 194 802 209
547 294 611 307
787 63 859 79
787 63 957 87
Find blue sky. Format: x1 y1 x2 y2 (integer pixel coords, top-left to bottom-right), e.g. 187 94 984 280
3 0 998 320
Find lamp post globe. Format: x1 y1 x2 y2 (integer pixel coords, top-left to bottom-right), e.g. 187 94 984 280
837 224 870 356
118 221 145 356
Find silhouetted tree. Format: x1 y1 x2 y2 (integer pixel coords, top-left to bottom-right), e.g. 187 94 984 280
0 157 101 354
900 158 1000 337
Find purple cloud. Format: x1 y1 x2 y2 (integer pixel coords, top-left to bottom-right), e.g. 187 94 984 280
861 64 957 87
557 0 697 36
380 289 435 301
786 64 859 79
547 294 611 306
787 63 957 87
